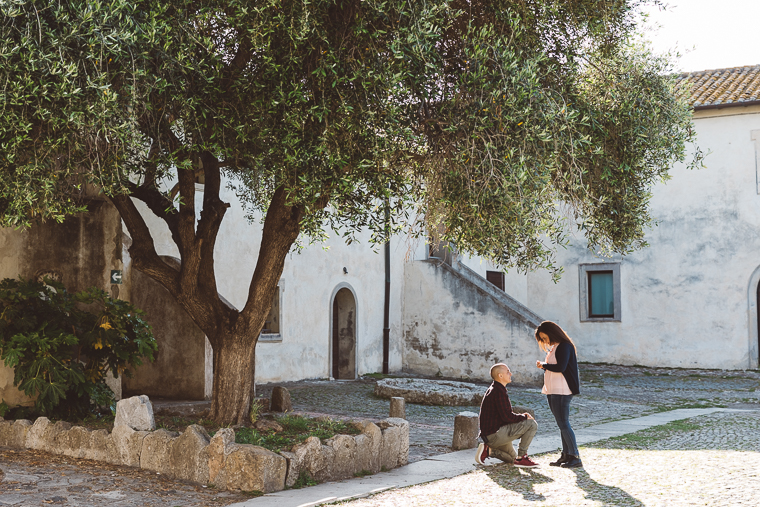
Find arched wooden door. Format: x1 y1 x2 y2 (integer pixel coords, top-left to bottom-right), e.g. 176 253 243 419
332 288 356 379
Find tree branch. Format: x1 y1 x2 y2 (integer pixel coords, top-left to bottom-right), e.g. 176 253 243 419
109 194 180 293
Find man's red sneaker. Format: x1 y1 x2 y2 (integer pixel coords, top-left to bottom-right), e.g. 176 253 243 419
475 443 489 464
514 455 539 468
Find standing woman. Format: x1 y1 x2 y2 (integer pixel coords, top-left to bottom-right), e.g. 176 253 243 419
535 321 582 468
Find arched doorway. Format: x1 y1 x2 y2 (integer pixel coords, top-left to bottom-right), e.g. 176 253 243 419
748 266 760 369
332 287 357 379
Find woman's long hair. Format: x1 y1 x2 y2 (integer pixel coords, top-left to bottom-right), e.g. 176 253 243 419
535 321 577 353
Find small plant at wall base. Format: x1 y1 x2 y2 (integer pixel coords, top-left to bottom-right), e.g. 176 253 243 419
0 277 157 419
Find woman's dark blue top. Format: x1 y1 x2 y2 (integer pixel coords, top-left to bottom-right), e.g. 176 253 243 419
542 341 580 395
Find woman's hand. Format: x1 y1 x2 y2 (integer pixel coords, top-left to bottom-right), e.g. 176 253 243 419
536 360 543 369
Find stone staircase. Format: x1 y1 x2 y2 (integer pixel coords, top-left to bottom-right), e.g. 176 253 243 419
401 258 544 384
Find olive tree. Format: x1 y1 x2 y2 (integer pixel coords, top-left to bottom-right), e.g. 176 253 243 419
0 0 701 424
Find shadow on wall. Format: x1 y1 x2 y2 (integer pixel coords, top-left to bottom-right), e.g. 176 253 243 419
122 262 212 400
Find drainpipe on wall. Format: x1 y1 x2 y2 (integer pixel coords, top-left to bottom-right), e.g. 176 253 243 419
383 201 391 374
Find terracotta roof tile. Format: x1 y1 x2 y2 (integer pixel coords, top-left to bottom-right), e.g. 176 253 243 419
677 65 760 109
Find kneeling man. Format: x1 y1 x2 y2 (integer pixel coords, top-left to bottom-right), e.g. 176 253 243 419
476 363 538 467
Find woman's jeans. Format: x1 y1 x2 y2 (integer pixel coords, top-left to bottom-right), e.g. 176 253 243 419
546 394 579 457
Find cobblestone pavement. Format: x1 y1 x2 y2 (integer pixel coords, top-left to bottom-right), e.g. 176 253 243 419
259 364 760 462
2 364 759 505
334 409 760 507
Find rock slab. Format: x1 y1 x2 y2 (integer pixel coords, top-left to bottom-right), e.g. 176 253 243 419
270 387 292 412
375 378 483 406
114 395 156 431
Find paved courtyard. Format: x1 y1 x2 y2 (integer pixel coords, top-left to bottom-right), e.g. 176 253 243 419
1 364 759 506
334 409 760 507
260 363 760 462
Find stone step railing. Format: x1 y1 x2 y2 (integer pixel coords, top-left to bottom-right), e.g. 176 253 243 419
0 415 409 493
447 260 543 327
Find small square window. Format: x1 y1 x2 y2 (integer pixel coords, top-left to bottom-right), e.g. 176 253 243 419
579 263 621 322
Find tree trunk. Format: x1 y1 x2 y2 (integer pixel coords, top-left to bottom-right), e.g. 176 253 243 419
209 328 258 425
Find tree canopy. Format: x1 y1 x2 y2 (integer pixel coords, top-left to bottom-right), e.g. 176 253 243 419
2 0 700 269
0 0 702 423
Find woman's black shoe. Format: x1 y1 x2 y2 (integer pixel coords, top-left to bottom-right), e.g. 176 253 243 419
549 453 568 466
560 456 583 468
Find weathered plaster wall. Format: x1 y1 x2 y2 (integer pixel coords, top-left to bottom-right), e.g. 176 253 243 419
0 201 125 406
522 106 760 370
132 185 415 384
122 265 210 400
402 260 542 385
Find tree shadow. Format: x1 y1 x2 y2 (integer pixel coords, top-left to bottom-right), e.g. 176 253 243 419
483 464 554 502
571 468 645 506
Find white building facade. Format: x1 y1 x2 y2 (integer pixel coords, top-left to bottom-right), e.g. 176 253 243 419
460 65 760 371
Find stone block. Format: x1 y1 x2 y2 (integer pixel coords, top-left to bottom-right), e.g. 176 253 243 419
0 419 31 448
291 436 325 480
85 429 111 462
208 428 235 486
0 420 14 447
140 428 177 474
360 421 382 473
452 411 479 450
379 418 409 469
279 450 299 488
170 425 210 483
389 397 405 419
61 426 91 458
313 444 335 483
353 434 372 475
110 425 149 467
217 444 287 493
26 417 53 451
512 405 535 418
48 421 72 452
114 395 155 431
325 434 357 480
270 387 292 412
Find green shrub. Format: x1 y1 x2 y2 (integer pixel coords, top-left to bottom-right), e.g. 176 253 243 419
0 277 156 419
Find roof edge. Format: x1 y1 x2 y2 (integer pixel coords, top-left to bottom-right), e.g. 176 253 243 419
693 100 760 111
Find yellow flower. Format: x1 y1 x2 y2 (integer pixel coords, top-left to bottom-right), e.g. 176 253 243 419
99 321 113 330
93 339 104 350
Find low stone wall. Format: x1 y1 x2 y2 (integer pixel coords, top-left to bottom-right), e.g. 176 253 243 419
0 416 409 493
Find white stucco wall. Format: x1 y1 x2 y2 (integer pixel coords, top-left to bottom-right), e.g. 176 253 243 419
133 184 422 383
522 105 760 370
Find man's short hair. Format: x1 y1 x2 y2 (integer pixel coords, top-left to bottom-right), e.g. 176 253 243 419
490 363 509 380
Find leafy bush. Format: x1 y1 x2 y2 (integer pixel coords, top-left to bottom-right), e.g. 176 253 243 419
0 277 156 418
